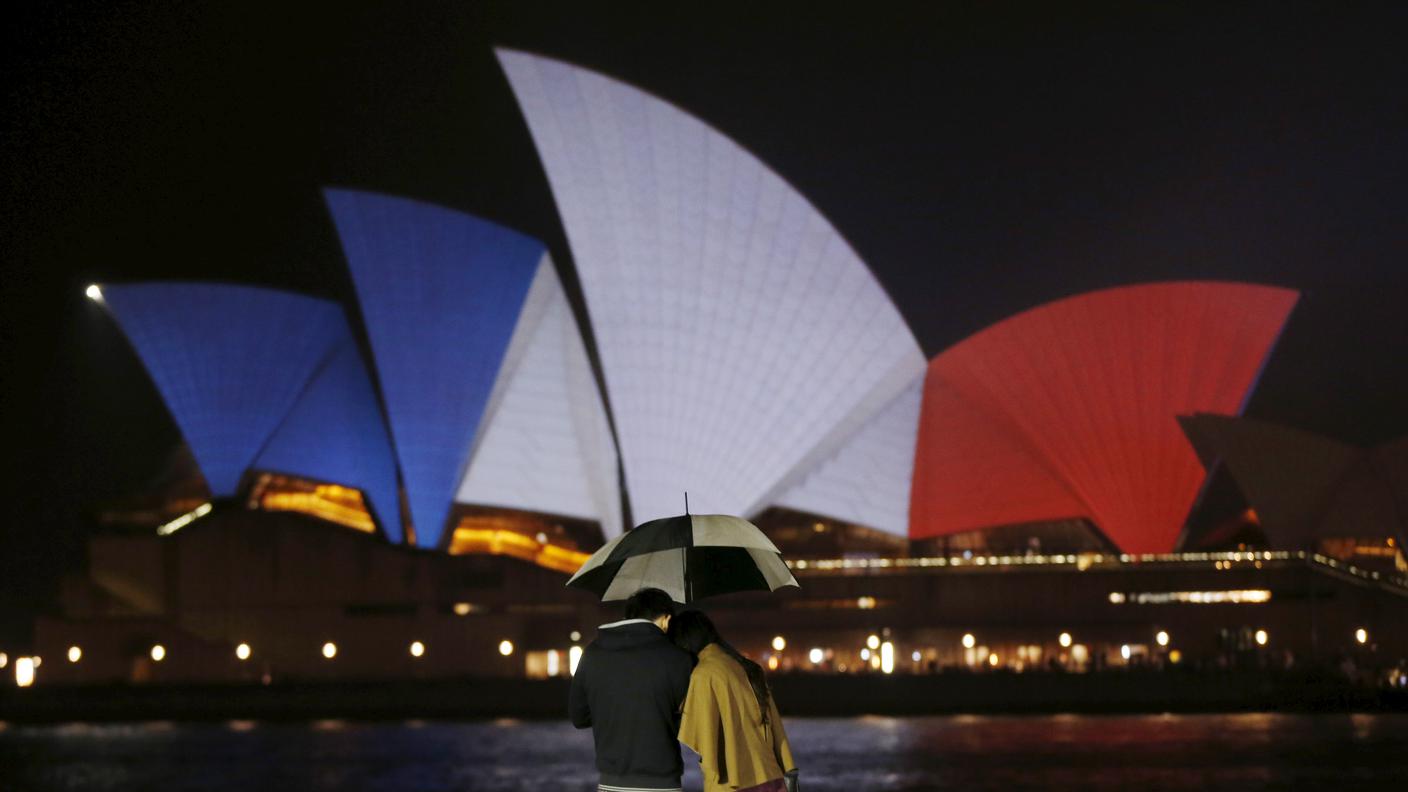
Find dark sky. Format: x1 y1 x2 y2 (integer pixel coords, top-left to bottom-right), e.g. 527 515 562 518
3 1 1406 641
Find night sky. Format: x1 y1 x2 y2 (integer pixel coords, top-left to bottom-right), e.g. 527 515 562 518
3 1 1406 642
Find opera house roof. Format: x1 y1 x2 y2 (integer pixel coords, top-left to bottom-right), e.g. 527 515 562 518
94 53 1324 557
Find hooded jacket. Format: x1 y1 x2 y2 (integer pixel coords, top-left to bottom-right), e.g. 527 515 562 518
570 619 694 790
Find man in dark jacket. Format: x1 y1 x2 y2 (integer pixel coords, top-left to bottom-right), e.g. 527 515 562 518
570 588 693 792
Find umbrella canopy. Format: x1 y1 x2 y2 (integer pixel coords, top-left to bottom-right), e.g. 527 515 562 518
567 514 799 603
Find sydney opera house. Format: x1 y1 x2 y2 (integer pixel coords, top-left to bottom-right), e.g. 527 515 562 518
23 50 1406 688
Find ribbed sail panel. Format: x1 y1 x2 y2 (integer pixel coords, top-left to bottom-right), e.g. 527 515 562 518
910 282 1299 553
103 283 347 497
911 373 1088 537
455 258 623 539
255 336 403 542
1179 413 1375 548
772 378 924 536
325 188 543 548
498 49 926 524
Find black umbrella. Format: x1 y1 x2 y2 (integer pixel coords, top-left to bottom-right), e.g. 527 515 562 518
567 513 799 603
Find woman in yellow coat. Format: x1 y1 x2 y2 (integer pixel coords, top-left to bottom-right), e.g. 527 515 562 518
669 610 799 792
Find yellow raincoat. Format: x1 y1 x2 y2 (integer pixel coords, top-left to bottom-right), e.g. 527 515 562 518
678 643 796 791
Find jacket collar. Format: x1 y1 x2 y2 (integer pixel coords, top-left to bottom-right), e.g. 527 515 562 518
699 642 727 660
598 617 661 631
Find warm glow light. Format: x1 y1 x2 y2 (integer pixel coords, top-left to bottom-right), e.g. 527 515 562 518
32 656 41 668
67 646 82 663
1109 589 1272 605
808 648 824 664
880 642 895 674
988 653 999 668
86 284 104 302
569 645 583 676
1121 644 1132 660
157 502 213 537
453 602 472 616
0 653 7 669
962 633 976 649
1059 632 1073 648
410 641 425 658
150 644 166 662
1169 649 1183 664
1156 631 1170 647
235 643 251 661
498 640 514 657
866 634 881 650
322 642 337 659
1254 630 1268 646
448 527 591 575
15 657 35 687
772 636 787 652
570 631 582 642
768 655 779 670
257 482 376 534
856 596 877 610
546 649 560 676
1355 628 1368 645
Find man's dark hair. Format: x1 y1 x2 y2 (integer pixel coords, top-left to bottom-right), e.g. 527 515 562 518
623 588 676 621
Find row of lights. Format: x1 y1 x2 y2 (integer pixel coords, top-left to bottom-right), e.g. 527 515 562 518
8 626 1377 687
769 626 1375 670
27 639 520 667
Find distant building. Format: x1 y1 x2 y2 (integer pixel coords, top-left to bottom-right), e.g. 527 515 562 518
40 51 1406 689
27 507 1408 686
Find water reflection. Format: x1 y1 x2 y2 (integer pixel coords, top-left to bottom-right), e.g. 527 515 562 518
0 714 1405 791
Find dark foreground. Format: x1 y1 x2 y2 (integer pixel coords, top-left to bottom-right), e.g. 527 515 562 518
3 714 1408 791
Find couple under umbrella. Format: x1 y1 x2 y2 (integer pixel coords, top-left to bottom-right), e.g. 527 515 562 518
567 512 802 792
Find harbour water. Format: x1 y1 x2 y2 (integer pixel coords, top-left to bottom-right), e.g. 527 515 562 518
3 713 1407 791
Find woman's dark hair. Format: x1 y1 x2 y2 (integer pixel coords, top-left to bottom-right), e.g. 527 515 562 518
668 610 771 724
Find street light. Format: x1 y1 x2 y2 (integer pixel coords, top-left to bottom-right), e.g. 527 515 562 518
1058 632 1072 648
15 657 35 687
962 633 976 649
498 640 514 657
235 643 251 661
410 641 425 658
322 642 337 659
85 284 104 302
1254 629 1268 647
150 644 166 662
1355 628 1368 645
808 648 824 665
772 636 787 652
67 646 82 663
1156 630 1170 647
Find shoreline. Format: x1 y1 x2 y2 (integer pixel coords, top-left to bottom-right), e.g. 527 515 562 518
3 672 1406 724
